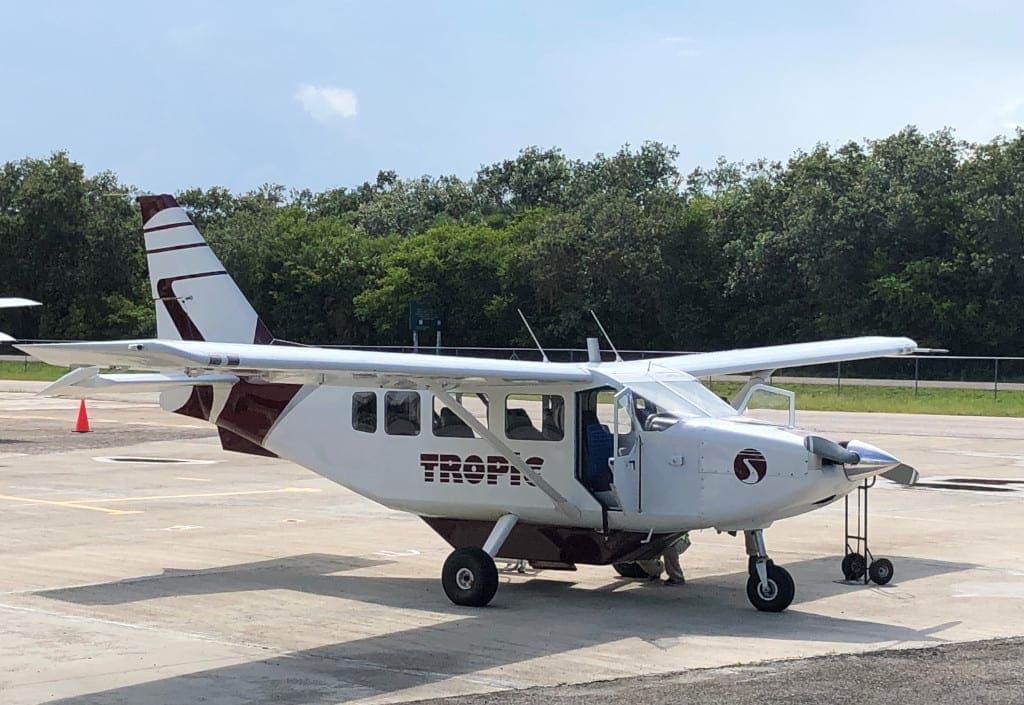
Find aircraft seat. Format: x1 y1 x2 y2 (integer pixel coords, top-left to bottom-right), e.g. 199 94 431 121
436 407 474 438
585 423 614 492
506 408 545 440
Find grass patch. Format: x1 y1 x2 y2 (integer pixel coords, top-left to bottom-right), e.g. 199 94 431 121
708 381 1024 417
0 360 69 381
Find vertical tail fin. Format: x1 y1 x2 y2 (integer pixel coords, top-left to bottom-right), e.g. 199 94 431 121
138 194 273 344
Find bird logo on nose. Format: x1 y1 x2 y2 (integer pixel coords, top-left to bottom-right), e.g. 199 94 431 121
733 448 768 484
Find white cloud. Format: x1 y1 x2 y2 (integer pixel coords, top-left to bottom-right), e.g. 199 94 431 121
295 84 358 123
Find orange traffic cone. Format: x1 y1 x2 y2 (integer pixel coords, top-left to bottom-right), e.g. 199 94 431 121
74 399 91 433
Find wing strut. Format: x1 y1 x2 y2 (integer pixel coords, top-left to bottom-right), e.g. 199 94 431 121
429 386 582 521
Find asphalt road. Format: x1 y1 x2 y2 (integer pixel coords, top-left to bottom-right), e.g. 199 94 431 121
420 638 1024 705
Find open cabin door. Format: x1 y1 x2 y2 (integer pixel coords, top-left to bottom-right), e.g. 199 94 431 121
611 389 642 513
577 387 642 514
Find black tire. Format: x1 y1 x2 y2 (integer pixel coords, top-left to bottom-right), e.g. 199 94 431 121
746 563 795 612
442 547 499 607
613 562 645 578
842 552 867 581
869 558 894 585
613 561 660 579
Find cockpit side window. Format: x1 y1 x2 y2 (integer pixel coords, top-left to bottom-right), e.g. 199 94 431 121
634 394 680 432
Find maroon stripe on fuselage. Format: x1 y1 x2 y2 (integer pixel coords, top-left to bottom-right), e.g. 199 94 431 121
154 271 228 341
147 242 209 255
422 517 686 566
144 221 193 234
216 380 303 448
218 427 279 458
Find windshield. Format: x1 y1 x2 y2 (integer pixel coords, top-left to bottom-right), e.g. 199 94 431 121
628 379 737 419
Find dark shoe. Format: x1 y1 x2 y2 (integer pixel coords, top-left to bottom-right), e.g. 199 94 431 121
664 577 685 585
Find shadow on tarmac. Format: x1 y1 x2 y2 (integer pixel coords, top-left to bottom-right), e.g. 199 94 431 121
35 552 975 705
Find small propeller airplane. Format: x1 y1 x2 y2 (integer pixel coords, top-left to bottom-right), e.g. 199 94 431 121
19 195 921 612
0 297 41 342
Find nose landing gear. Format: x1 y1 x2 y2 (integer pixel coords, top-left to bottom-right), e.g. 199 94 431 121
744 529 795 612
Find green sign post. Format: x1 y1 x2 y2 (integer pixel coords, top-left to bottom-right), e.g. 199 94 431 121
409 301 442 352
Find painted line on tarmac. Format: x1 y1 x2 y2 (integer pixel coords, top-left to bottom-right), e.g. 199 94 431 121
0 487 320 515
0 493 142 515
75 487 323 504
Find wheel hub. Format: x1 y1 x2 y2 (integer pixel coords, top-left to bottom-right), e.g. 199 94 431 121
455 567 476 590
757 579 778 601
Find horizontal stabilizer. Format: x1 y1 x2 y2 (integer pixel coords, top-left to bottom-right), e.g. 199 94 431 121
40 365 238 398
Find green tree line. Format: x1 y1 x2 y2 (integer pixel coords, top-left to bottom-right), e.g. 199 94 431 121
2 126 1023 354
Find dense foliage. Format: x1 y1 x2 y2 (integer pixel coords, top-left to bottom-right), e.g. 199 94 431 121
2 127 1023 353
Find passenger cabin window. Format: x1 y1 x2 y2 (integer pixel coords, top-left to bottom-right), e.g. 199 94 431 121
352 392 377 433
433 393 488 438
385 391 421 436
505 394 564 441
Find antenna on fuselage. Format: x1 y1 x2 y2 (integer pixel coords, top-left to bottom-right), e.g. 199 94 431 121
589 310 623 362
517 309 549 363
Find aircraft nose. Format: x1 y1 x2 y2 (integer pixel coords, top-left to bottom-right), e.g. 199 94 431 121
804 436 917 485
846 440 897 465
842 440 903 481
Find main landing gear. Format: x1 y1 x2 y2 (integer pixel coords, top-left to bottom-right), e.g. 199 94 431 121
441 514 518 607
442 547 499 606
744 529 795 612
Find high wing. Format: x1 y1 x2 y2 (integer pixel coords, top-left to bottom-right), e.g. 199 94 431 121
20 335 917 398
19 339 596 396
614 336 918 377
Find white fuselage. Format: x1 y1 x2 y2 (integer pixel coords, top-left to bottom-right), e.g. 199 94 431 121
170 380 863 534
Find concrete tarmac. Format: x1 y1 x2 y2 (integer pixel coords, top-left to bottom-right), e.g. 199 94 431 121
1 392 1022 704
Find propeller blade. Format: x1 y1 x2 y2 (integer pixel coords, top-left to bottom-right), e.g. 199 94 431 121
882 463 919 486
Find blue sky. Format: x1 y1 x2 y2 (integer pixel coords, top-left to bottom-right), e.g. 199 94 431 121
2 1 1022 194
